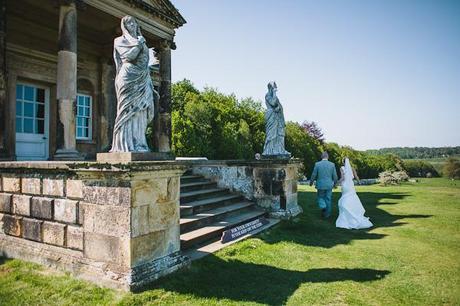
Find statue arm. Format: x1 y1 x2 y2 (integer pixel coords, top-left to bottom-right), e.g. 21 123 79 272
123 45 142 62
265 95 281 112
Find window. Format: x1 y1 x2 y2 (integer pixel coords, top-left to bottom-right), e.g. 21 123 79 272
16 84 46 134
76 94 92 140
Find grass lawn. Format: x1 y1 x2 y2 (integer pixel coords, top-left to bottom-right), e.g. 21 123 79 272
1 178 459 305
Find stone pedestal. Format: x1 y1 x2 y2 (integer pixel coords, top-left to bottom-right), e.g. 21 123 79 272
0 161 188 290
253 159 302 219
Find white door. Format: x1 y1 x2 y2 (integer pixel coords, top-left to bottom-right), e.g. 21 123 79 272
15 83 50 160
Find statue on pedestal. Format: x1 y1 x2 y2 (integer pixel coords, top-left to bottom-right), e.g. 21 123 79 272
110 16 159 152
262 82 291 158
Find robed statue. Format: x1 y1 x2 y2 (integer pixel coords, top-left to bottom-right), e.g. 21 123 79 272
110 16 159 152
262 81 291 157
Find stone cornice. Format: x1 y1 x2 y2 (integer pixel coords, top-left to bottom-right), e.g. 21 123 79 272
83 0 177 40
125 0 186 28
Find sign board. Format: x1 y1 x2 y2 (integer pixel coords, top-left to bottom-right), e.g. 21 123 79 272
221 217 269 243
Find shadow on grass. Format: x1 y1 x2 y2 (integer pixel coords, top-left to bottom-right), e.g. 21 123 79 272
260 190 432 248
147 255 390 305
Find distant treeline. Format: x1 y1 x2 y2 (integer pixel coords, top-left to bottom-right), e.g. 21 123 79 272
366 147 460 159
154 79 412 179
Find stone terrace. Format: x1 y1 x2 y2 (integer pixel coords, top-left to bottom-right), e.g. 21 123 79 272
0 159 302 290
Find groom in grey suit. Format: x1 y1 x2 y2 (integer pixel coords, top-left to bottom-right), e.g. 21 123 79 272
310 152 338 218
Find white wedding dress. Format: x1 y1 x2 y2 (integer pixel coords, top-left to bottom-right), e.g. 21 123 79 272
336 158 373 229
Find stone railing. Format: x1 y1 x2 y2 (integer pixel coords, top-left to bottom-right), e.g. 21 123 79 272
0 161 188 290
180 159 303 219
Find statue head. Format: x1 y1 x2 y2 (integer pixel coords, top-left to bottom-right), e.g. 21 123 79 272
121 16 142 38
267 81 278 93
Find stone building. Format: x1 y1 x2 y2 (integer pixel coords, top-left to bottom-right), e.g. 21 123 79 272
0 0 186 161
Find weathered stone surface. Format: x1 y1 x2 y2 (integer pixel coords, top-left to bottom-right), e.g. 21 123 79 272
132 201 178 238
22 178 41 195
66 179 83 199
0 213 4 231
0 193 12 213
78 203 84 225
81 202 130 237
83 185 131 206
84 232 129 266
193 166 253 199
167 177 179 202
54 199 78 223
149 201 178 232
31 197 54 220
2 214 22 236
12 195 31 216
43 178 65 197
131 204 150 237
132 178 167 207
43 221 66 246
67 225 83 250
131 230 166 266
23 218 43 242
3 176 21 193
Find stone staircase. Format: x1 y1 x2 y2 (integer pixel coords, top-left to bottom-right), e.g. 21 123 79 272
180 172 269 253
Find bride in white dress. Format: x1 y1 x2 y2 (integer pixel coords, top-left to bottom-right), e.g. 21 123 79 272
336 158 373 229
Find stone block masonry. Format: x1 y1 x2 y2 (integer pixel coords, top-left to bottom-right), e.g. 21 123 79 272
0 161 189 291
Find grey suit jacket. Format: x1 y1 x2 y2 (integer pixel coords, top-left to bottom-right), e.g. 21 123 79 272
310 160 338 190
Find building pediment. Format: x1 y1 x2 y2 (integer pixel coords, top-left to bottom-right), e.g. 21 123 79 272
127 0 186 28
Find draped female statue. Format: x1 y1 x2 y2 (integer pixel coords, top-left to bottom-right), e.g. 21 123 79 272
262 81 291 157
110 16 158 152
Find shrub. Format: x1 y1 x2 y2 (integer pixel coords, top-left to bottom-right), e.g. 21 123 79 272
379 170 409 185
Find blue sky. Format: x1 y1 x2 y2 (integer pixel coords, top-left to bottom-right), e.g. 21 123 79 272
171 0 460 150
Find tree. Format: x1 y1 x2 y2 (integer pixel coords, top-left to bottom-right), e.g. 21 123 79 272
301 121 325 144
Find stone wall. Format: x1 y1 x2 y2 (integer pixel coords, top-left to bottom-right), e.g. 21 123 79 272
190 159 302 219
0 161 188 290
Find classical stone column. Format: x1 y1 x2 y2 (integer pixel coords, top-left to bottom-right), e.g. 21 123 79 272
100 60 116 151
155 40 173 153
0 0 7 157
54 0 80 160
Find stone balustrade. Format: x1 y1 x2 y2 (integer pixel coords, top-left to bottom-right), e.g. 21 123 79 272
183 159 303 219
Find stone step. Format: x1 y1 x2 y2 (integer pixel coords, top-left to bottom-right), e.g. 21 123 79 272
180 175 206 184
180 181 217 193
183 218 280 261
180 193 244 216
180 188 229 204
180 201 255 233
180 209 267 250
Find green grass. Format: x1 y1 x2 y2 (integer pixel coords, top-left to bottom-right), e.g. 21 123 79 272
1 178 459 305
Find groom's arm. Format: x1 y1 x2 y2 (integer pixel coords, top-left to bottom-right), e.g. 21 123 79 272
310 164 318 186
332 166 338 185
